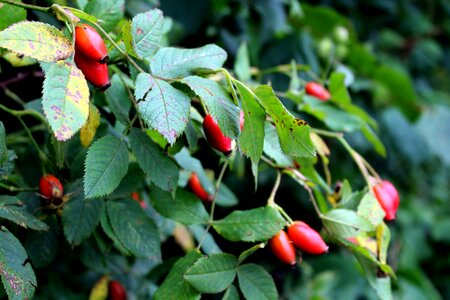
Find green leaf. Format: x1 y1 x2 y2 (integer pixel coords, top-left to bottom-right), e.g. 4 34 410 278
150 44 227 79
376 223 390 265
0 21 73 62
237 264 278 300
263 122 293 167
357 193 385 227
84 135 129 199
154 251 202 300
129 129 179 192
298 97 363 132
189 224 222 255
84 0 124 32
216 183 239 207
361 124 386 157
150 187 209 225
62 189 104 246
24 218 58 269
321 208 375 238
234 42 251 81
235 81 266 173
105 74 131 126
0 227 37 299
329 72 351 105
174 148 215 195
374 66 420 121
222 285 240 300
106 199 161 260
131 9 164 60
184 253 237 293
99 208 131 255
0 122 15 176
255 85 315 158
136 74 190 144
182 76 240 139
0 196 49 231
213 206 286 242
0 3 26 31
63 7 98 23
42 61 89 141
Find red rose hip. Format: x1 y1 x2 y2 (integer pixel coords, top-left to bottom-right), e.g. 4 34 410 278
75 51 110 90
305 82 331 101
288 221 329 255
39 174 63 199
372 180 399 221
202 114 235 155
188 173 213 203
75 24 109 64
108 280 127 300
269 230 296 265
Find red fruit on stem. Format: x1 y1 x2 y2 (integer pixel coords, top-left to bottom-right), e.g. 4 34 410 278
39 174 63 199
372 180 399 221
288 221 329 255
75 51 111 90
108 280 127 300
130 192 147 209
380 180 400 211
188 173 213 203
202 114 235 155
269 230 296 265
75 24 109 63
305 82 331 101
239 110 245 131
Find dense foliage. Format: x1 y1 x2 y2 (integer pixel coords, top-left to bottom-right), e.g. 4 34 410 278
0 0 449 299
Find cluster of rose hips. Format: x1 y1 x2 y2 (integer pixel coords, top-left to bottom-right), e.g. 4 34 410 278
270 221 329 265
74 24 110 90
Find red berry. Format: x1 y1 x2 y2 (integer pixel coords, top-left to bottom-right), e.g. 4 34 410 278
39 174 63 199
75 51 111 90
108 280 127 300
287 221 329 255
269 230 296 265
188 173 213 203
380 180 400 211
239 110 245 131
75 24 109 64
130 192 147 209
305 82 331 101
372 180 399 221
202 114 235 155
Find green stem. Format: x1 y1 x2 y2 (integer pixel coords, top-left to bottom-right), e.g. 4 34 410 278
17 117 48 163
0 103 47 124
220 68 240 106
0 182 37 193
90 22 145 73
0 0 50 12
275 204 294 225
267 171 281 207
196 160 229 250
337 136 372 187
284 168 323 217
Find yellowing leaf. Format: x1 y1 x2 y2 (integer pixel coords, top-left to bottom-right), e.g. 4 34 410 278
42 61 89 141
80 104 101 147
0 21 73 62
88 276 108 300
173 223 195 252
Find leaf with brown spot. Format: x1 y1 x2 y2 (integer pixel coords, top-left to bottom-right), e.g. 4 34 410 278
42 61 89 141
0 21 73 62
